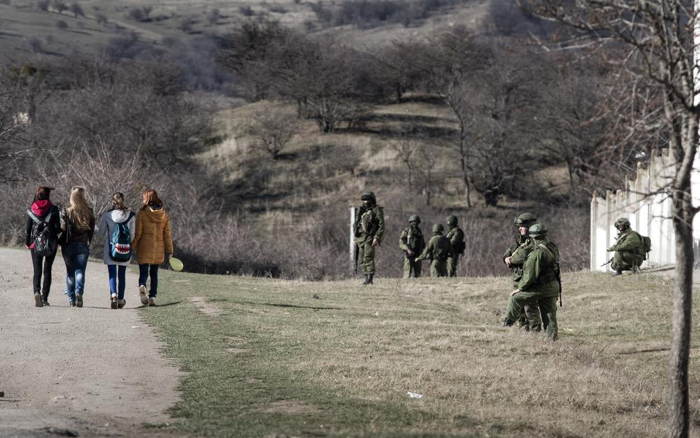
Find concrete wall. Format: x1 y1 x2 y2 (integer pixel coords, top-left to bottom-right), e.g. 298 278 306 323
590 149 680 271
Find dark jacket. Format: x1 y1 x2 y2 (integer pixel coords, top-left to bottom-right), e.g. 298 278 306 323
60 208 95 246
25 200 61 248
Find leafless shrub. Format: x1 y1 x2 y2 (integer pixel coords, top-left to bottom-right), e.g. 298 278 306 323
51 0 67 13
36 0 49 11
244 106 298 159
69 2 84 18
206 8 220 25
239 5 254 16
27 37 43 53
55 19 68 29
95 12 108 25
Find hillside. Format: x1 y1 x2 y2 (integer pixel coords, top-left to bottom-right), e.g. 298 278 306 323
0 0 492 61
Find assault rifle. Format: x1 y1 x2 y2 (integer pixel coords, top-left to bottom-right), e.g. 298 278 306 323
601 258 613 267
556 262 562 307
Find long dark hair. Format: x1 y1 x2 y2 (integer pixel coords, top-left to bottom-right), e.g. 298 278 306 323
34 186 54 201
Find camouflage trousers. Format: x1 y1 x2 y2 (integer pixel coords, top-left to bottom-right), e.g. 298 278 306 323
430 259 448 277
358 240 376 274
611 251 643 272
403 256 422 278
447 255 460 277
506 293 558 341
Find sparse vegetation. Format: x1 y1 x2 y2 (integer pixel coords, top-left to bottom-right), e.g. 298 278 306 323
54 19 67 29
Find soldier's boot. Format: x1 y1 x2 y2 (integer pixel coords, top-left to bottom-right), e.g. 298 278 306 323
362 274 373 285
612 270 622 276
366 273 374 285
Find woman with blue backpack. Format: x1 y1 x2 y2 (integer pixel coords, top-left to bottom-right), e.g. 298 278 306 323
25 186 61 307
96 192 135 309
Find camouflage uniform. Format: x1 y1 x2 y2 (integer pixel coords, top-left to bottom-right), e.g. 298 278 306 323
503 213 541 330
445 215 464 277
416 224 453 277
399 216 425 278
504 224 560 341
355 192 384 285
607 218 644 275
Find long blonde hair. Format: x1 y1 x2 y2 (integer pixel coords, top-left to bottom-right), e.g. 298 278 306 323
67 186 94 230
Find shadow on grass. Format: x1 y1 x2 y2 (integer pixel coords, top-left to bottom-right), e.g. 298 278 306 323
230 300 342 311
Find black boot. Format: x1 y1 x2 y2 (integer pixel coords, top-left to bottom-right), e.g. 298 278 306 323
362 274 370 285
42 291 50 306
366 273 374 285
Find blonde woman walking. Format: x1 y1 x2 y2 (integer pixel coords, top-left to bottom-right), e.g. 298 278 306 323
96 193 135 309
60 186 95 308
132 189 173 306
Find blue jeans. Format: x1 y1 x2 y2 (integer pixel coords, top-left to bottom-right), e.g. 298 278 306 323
62 242 89 302
107 265 127 299
138 264 159 297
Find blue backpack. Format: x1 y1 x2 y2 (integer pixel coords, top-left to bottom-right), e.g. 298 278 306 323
110 212 134 262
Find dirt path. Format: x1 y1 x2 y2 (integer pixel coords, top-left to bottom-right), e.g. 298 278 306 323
0 248 183 437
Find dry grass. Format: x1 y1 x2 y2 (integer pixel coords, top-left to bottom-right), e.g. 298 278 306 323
142 268 700 437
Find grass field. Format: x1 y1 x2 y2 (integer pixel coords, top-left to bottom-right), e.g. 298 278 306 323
141 268 700 437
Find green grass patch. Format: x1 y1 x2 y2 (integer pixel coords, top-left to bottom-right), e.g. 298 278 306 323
141 270 700 437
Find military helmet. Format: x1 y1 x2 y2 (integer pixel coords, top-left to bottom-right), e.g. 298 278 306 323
447 215 458 226
528 223 547 237
360 191 376 202
614 217 630 229
408 215 421 224
432 223 444 234
514 212 537 227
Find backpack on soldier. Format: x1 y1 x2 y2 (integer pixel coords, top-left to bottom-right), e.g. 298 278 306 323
641 235 652 260
110 213 134 262
27 210 57 257
453 240 466 255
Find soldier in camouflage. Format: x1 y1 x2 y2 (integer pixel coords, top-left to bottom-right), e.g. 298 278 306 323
503 212 541 331
607 217 644 276
445 215 465 277
503 223 560 341
399 215 425 278
416 224 453 277
354 192 384 285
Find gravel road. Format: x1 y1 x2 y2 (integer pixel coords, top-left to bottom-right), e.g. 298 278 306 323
0 248 183 437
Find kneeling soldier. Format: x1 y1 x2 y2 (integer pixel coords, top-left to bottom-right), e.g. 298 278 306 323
607 217 644 276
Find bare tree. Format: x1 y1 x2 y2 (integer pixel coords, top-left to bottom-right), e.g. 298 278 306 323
520 1 699 436
244 106 298 159
390 135 420 190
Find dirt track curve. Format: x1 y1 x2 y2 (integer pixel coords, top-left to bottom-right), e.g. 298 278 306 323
0 248 183 437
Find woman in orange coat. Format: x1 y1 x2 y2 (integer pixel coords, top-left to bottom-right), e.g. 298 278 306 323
132 189 173 306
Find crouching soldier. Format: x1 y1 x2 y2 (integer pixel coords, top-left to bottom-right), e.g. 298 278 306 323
416 224 453 277
503 223 560 341
607 217 644 276
399 215 425 278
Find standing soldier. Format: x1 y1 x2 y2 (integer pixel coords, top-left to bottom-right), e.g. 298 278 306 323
503 223 560 341
399 215 425 278
607 217 645 276
503 212 540 330
354 192 384 285
416 224 453 277
445 215 465 277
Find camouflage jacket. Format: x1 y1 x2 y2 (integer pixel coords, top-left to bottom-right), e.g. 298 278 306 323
504 235 532 283
417 233 453 262
517 238 560 298
355 205 385 243
399 225 425 256
446 226 465 255
609 230 644 255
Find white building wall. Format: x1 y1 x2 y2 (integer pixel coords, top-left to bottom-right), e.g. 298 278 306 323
590 150 693 271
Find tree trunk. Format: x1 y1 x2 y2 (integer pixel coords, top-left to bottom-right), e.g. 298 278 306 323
670 207 693 438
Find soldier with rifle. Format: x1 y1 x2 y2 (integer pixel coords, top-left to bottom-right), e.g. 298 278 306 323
503 223 561 341
354 192 384 285
399 215 425 278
